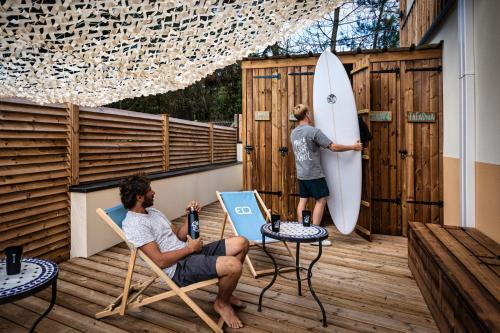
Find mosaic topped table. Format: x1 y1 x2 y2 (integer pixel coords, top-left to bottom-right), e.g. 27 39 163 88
0 258 58 333
257 222 329 327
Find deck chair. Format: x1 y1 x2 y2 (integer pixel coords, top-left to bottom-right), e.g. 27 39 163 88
216 190 296 278
95 205 224 333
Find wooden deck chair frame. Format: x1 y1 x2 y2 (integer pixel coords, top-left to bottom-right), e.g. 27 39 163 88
95 208 224 333
216 190 296 278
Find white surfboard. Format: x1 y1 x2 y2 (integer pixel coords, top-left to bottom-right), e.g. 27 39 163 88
313 50 361 235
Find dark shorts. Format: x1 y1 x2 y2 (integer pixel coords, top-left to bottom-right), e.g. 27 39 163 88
172 239 226 287
298 178 330 199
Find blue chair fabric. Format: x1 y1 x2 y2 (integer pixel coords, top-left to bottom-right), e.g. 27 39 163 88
105 204 128 229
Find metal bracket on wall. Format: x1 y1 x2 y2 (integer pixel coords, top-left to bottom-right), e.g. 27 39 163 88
406 200 444 207
371 68 400 74
245 145 254 154
287 72 315 76
254 73 281 79
405 66 442 72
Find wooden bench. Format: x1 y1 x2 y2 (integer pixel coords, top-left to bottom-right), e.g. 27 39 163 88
408 222 500 333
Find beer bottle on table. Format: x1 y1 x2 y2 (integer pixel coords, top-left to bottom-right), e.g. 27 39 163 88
188 207 200 239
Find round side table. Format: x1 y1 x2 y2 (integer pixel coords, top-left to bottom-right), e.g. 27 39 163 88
257 222 329 327
0 258 59 333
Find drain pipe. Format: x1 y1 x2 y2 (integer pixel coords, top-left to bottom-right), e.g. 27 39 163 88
458 0 476 228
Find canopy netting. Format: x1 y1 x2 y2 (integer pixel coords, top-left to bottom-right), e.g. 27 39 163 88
0 0 340 107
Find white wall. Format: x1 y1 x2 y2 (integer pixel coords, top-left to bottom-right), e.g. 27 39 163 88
474 0 500 165
71 163 242 258
429 5 460 159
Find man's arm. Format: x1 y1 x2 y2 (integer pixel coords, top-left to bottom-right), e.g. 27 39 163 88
140 237 202 269
329 140 363 152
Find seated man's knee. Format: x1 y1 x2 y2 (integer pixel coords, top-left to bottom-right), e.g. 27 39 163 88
237 236 250 252
217 256 242 276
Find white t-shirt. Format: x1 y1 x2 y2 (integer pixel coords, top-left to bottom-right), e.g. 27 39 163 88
122 207 187 278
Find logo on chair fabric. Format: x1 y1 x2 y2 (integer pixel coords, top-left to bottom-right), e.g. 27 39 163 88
235 206 252 215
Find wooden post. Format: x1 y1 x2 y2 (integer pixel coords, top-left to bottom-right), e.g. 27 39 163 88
67 103 80 185
208 122 214 164
162 114 170 171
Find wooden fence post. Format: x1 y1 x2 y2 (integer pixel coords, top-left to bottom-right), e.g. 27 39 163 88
208 123 214 164
67 103 80 185
162 114 170 171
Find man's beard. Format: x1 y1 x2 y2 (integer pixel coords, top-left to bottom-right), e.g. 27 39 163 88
142 197 154 208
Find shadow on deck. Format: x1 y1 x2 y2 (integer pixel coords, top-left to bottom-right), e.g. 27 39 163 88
0 202 438 333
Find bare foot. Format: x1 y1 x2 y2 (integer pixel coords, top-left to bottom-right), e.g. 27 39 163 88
230 295 246 309
214 299 244 329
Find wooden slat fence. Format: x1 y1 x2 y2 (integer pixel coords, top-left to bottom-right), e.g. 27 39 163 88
0 99 71 263
78 107 165 183
0 98 237 261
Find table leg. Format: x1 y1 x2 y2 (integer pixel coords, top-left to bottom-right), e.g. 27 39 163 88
295 243 302 296
307 241 327 327
29 277 57 333
258 235 278 312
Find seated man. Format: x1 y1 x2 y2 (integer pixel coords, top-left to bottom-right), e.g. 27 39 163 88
120 174 249 329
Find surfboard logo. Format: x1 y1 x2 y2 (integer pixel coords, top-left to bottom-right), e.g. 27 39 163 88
327 93 337 104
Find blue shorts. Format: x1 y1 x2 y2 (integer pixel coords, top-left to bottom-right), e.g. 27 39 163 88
172 239 225 287
298 178 330 199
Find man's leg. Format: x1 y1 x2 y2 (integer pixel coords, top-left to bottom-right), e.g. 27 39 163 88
312 197 327 226
223 236 249 308
214 256 244 329
224 236 249 263
297 197 308 222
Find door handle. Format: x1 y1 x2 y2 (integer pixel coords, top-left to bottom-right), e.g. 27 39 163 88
278 146 288 156
398 149 408 159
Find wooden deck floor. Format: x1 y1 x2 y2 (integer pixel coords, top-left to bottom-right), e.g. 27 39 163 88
1 202 438 333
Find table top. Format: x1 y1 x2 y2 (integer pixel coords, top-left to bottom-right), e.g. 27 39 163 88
261 222 329 243
0 258 58 304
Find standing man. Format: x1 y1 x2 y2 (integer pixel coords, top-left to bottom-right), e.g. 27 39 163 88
290 104 362 245
120 174 249 329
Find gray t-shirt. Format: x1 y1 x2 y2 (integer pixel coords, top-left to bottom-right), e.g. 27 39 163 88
290 124 333 180
122 207 186 278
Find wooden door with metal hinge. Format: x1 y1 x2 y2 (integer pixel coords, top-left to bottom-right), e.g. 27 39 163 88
400 59 443 235
351 57 372 241
370 61 401 236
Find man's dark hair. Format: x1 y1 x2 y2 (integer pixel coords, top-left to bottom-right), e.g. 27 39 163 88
119 174 151 209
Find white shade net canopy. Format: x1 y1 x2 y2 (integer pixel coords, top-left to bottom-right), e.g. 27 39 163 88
1 0 340 107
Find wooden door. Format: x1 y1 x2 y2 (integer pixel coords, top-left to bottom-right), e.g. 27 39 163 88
370 61 401 235
242 68 276 211
352 57 372 240
400 59 443 235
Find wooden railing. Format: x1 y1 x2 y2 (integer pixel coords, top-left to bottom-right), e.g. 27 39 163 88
0 98 237 262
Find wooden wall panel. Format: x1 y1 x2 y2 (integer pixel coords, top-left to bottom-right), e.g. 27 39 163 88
400 0 452 47
0 100 70 262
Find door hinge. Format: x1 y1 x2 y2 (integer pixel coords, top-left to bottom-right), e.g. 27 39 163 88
371 68 400 74
288 71 315 76
258 191 282 196
254 73 281 79
406 200 443 207
372 197 402 205
405 66 442 72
